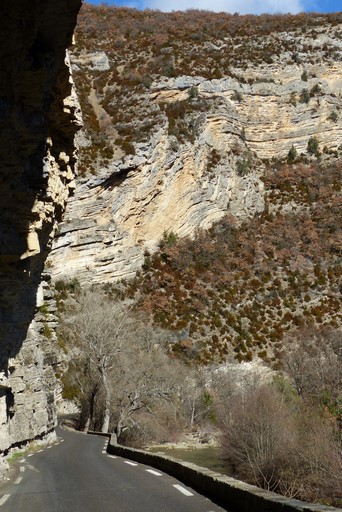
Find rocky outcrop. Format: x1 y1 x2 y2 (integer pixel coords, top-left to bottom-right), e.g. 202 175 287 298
49 51 342 285
49 128 265 283
0 0 81 465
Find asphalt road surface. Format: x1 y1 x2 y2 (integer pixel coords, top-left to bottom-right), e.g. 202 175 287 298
0 424 229 512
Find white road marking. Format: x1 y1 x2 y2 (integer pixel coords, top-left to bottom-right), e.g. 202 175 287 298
0 495 10 506
14 477 22 485
20 466 25 473
21 458 26 463
27 464 39 473
28 454 34 457
124 461 138 466
173 484 194 496
146 469 162 476
107 455 117 459
37 450 43 453
47 446 52 449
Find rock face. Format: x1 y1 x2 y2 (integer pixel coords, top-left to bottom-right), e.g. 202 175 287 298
49 50 342 284
0 0 81 462
50 123 265 283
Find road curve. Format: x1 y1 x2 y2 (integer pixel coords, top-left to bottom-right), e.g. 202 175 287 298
0 424 229 511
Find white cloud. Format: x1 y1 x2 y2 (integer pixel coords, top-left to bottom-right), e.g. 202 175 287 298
142 0 304 14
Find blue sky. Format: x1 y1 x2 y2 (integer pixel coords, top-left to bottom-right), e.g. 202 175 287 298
87 0 341 14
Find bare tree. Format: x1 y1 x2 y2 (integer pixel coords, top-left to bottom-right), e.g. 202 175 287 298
61 357 101 432
182 366 216 429
109 342 184 442
65 290 139 432
62 289 185 440
282 326 341 413
218 382 342 504
219 385 295 492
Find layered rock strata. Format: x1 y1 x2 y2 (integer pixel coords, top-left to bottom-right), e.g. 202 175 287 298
50 56 342 284
0 0 81 463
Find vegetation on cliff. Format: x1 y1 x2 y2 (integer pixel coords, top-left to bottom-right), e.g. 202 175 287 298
110 159 341 367
72 4 342 172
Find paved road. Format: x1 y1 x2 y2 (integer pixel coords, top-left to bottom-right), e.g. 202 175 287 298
0 425 229 511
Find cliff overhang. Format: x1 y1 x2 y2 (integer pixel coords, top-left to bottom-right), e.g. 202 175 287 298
0 0 81 464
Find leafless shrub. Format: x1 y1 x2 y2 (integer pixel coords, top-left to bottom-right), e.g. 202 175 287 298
218 382 342 505
282 326 341 415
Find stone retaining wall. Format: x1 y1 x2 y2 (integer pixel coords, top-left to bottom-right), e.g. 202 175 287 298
102 435 340 512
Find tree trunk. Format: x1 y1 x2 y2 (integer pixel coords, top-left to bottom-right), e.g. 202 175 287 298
190 401 195 429
101 409 110 433
83 415 91 433
101 373 111 433
84 387 97 432
115 418 123 443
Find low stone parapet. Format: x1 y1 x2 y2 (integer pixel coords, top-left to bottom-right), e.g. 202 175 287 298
106 436 340 512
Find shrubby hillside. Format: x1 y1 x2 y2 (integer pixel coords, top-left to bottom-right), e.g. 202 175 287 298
73 5 342 171
122 159 341 365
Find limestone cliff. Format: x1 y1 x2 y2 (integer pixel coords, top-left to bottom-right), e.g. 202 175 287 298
0 0 81 463
49 7 342 284
50 108 265 283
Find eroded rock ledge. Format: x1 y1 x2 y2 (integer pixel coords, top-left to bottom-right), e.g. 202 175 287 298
0 0 81 464
50 54 342 285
